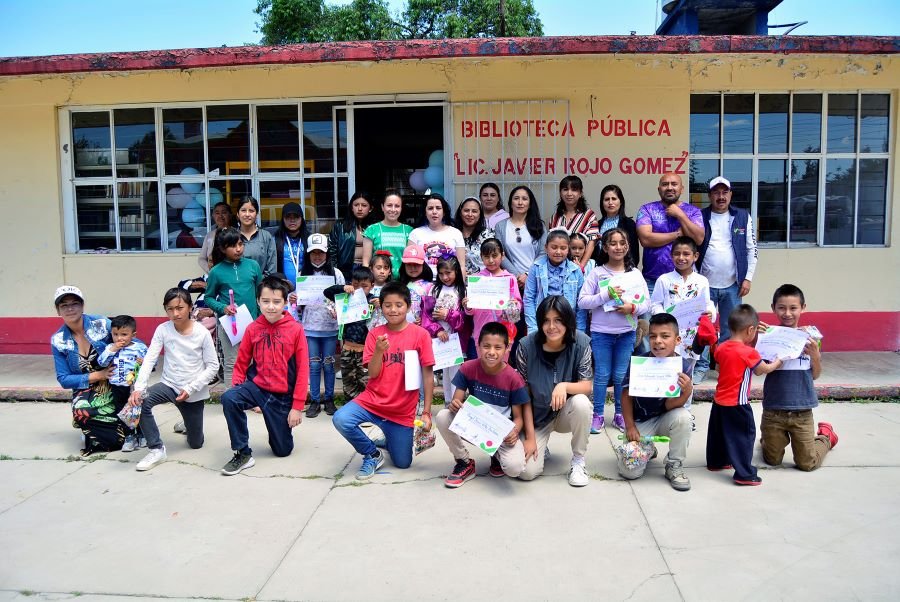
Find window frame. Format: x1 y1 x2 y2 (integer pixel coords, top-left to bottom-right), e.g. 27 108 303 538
689 91 892 249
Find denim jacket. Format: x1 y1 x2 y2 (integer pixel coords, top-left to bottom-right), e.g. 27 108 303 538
51 314 112 391
524 256 587 332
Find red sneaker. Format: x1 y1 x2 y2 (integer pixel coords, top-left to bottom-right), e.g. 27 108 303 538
445 458 476 488
734 476 763 486
707 464 733 471
489 455 505 478
817 422 839 449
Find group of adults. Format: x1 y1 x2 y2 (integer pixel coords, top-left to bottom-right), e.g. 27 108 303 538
52 172 757 460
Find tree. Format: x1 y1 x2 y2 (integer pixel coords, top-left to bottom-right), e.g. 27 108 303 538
255 0 542 45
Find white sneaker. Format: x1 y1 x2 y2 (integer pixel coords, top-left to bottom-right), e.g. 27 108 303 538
121 435 137 453
173 421 187 434
568 457 589 487
136 446 167 471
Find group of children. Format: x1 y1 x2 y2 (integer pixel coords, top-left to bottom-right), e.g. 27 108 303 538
82 184 838 489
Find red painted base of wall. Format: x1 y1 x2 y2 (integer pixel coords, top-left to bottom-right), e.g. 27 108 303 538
1 317 168 354
2 312 898 354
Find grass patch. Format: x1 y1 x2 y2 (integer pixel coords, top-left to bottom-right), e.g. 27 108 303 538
820 397 900 404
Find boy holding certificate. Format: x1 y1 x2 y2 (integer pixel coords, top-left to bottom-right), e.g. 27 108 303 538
759 284 838 471
619 314 694 491
332 281 435 480
323 266 376 401
708 305 782 486
434 322 532 488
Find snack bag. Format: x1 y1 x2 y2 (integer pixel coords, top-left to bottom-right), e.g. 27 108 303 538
117 403 141 430
413 419 436 456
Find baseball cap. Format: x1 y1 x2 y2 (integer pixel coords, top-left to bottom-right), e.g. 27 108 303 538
53 285 84 306
282 202 303 217
708 176 731 191
401 244 426 265
307 233 328 252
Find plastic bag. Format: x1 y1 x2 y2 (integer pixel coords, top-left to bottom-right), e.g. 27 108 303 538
413 420 436 456
117 403 141 430
615 440 656 472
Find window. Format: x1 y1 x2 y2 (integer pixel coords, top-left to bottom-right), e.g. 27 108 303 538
65 101 349 252
689 92 891 247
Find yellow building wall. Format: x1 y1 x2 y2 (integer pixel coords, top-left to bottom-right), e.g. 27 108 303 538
0 52 897 318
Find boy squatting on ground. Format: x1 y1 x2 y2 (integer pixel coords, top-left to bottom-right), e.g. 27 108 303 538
97 314 148 451
435 321 533 488
618 313 694 491
323 266 375 401
220 275 310 475
708 304 782 486
759 284 838 471
331 281 436 480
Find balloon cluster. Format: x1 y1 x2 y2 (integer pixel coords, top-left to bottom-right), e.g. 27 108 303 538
409 150 444 196
165 167 223 228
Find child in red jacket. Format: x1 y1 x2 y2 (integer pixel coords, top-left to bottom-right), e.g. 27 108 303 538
220 275 310 475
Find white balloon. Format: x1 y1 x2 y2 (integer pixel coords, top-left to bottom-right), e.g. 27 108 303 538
166 186 192 209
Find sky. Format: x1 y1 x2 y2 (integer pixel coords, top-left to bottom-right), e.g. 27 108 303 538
1 0 898 58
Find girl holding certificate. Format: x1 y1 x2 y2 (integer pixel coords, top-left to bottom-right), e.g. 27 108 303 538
466 238 522 360
578 228 650 434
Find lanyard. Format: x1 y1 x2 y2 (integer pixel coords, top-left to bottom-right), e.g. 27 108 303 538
285 236 302 274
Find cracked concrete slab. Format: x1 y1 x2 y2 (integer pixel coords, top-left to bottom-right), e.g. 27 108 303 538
0 460 84 514
258 477 680 601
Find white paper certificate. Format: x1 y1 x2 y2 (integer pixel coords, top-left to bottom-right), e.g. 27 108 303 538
335 289 371 325
466 276 513 310
628 356 683 398
404 350 422 391
431 333 465 371
218 304 253 345
600 270 648 312
449 395 516 455
665 296 707 331
755 326 811 362
295 275 335 305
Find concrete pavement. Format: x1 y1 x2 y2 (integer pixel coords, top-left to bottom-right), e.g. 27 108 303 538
1 400 900 601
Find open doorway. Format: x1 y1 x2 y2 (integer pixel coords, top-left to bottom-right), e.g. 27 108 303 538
351 105 445 226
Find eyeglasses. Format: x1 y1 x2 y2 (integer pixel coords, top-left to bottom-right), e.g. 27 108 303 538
515 227 522 243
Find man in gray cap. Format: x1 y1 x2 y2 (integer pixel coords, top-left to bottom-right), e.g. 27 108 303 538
694 176 758 383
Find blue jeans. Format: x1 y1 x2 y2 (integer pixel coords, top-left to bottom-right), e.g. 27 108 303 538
307 335 337 402
222 380 294 457
332 401 414 468
696 282 741 373
140 382 205 450
591 330 636 415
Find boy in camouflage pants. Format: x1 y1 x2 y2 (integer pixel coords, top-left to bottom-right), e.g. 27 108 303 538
324 266 376 400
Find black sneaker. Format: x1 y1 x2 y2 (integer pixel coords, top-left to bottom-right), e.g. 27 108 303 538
305 402 321 418
221 452 255 476
445 458 476 488
489 455 505 477
323 398 337 416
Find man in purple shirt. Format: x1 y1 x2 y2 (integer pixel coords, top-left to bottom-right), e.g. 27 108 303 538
635 173 705 288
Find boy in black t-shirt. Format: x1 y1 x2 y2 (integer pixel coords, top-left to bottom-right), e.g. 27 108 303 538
760 284 837 471
619 313 694 491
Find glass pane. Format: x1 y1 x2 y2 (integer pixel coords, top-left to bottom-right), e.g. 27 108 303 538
758 160 788 243
165 182 210 251
259 181 302 230
337 108 348 173
792 94 822 153
119 182 161 251
257 105 300 172
214 179 252 229
687 159 719 207
823 159 856 245
789 159 818 243
163 108 204 176
758 94 788 154
827 94 857 154
113 108 156 178
689 95 719 154
306 177 337 234
73 112 112 178
76 184 116 250
723 159 752 212
724 94 754 154
303 102 336 174
860 94 889 153
208 105 250 176
858 159 887 244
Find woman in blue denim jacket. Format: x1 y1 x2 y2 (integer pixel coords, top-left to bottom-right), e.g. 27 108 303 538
524 230 587 333
50 285 123 455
